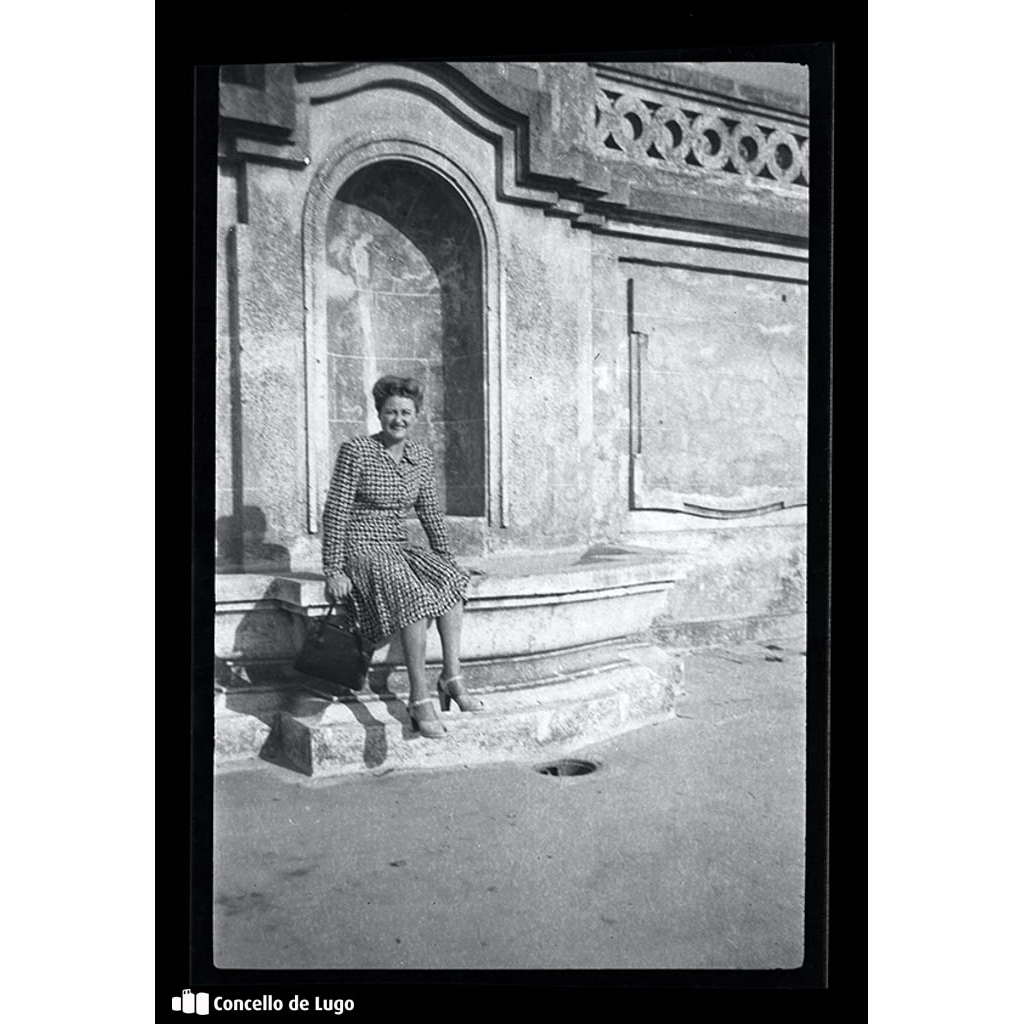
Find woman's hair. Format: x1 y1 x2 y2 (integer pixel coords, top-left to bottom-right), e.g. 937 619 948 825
371 375 424 413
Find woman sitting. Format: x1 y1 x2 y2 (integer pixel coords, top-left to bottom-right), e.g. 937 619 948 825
321 375 483 738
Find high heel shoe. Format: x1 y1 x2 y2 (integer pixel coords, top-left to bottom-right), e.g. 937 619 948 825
407 698 446 739
437 674 484 713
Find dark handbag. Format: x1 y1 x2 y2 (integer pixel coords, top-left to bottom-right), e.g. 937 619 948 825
294 598 368 691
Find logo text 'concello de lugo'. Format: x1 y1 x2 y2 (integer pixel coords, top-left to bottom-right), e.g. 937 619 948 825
214 996 355 1014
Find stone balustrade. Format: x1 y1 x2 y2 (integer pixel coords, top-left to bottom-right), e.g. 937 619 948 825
593 77 809 188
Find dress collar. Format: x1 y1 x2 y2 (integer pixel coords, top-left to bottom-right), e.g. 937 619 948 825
372 434 419 465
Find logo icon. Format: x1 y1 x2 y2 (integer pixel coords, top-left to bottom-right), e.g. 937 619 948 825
172 989 210 1015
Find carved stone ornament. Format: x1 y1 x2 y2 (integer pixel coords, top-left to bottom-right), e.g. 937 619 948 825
594 85 809 188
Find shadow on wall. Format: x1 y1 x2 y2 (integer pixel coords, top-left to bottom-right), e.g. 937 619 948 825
217 581 419 773
216 577 304 690
216 505 291 573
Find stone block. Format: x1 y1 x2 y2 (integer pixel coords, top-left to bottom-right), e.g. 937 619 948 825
237 207 304 339
235 335 307 508
215 708 274 765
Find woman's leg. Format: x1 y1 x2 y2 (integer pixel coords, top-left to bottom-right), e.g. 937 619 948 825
399 617 445 736
436 599 463 681
399 617 431 705
436 600 482 709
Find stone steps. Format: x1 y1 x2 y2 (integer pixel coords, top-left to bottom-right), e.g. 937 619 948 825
215 706 274 765
215 644 680 777
651 611 806 651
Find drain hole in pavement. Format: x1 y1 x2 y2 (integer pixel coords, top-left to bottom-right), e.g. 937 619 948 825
535 758 598 777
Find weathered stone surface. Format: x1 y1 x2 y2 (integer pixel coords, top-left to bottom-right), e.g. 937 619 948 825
652 611 805 652
219 552 678 669
496 214 594 549
215 583 305 665
377 638 657 694
213 556 690 768
631 520 807 624
443 60 808 236
216 513 803 700
220 63 297 131
215 708 273 765
271 659 676 777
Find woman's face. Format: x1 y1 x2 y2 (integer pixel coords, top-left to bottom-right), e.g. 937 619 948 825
378 395 418 443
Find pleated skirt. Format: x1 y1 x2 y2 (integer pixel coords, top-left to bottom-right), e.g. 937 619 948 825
346 542 468 645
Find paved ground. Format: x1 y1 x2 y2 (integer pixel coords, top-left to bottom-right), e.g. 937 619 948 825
213 635 806 970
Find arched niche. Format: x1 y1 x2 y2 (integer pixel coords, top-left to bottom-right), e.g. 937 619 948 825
327 160 484 516
303 139 504 538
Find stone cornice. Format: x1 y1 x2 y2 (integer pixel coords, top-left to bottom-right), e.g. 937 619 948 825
219 63 310 168
222 60 809 243
591 61 809 119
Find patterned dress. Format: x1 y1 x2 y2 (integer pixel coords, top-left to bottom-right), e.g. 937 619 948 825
321 434 469 645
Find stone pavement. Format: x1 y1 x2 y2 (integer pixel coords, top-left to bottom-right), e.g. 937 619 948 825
213 635 806 970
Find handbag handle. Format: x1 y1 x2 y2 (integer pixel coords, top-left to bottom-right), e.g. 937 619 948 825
323 595 355 618
316 595 361 637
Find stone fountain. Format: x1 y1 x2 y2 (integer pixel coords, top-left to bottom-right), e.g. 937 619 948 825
215 546 683 777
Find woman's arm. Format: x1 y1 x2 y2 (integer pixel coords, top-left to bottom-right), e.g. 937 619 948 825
322 441 359 589
414 446 452 556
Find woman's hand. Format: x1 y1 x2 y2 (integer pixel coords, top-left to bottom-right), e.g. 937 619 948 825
325 573 353 602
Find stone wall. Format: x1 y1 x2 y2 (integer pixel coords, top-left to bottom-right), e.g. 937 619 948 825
215 59 810 633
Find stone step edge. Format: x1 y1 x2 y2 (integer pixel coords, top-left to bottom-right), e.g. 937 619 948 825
276 709 676 778
286 658 662 727
218 637 662 695
215 643 681 767
213 669 645 765
215 707 274 765
272 666 675 776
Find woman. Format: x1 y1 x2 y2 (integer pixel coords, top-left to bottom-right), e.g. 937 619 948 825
321 375 483 739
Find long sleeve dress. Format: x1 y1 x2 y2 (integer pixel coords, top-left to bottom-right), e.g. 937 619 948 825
321 434 469 645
